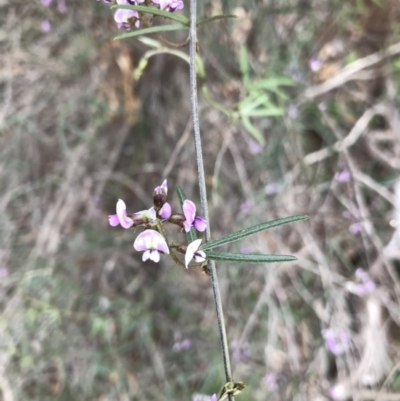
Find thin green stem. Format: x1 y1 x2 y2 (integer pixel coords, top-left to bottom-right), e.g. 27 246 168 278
189 0 233 397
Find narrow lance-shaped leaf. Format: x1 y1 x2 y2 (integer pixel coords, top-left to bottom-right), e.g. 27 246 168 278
200 214 308 251
111 4 189 25
114 24 188 41
205 251 296 263
175 185 198 244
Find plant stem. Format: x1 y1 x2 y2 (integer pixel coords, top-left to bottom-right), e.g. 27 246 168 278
189 0 233 397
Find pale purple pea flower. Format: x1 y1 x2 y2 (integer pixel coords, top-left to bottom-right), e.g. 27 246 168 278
322 329 350 356
108 199 133 229
153 0 184 12
349 222 362 235
182 200 207 232
347 268 376 295
334 169 350 183
265 182 281 195
309 57 322 72
264 373 279 392
41 20 51 33
114 0 141 29
133 229 169 263
114 8 140 29
185 239 206 268
41 0 52 6
248 139 263 155
159 202 172 219
172 338 191 352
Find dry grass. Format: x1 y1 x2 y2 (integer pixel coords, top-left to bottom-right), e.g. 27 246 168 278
0 0 400 400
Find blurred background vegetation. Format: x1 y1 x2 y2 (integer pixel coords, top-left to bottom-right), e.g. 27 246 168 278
1 0 400 400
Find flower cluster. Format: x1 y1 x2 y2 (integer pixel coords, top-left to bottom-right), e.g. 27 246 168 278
322 328 351 356
345 268 376 296
108 180 207 267
97 0 184 31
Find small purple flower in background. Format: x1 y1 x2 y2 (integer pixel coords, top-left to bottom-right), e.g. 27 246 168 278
172 338 191 352
349 222 362 235
286 104 299 119
322 328 351 356
334 169 350 183
265 182 281 195
346 268 376 296
41 20 51 33
133 229 169 263
309 57 322 72
57 0 66 13
185 239 206 268
183 200 207 232
153 0 184 12
231 340 251 363
342 210 352 219
0 268 9 278
239 200 253 214
108 199 134 229
328 384 348 401
248 139 263 155
40 0 52 6
264 373 279 392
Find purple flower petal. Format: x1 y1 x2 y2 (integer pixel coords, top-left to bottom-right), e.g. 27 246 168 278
116 199 133 228
159 202 172 219
108 214 120 227
114 8 139 30
183 200 196 232
194 216 207 232
154 179 168 196
41 19 51 33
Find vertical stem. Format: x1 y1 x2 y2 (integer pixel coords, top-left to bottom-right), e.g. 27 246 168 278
188 0 233 397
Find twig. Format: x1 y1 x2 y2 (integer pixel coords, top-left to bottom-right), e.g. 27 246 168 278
188 0 233 397
303 41 400 99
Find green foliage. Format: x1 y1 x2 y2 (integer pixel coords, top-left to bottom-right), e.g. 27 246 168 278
205 251 296 263
200 215 308 251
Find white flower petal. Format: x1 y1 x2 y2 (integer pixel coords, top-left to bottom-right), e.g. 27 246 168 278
185 239 203 268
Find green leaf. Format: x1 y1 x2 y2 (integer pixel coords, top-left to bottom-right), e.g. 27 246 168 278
239 45 250 86
111 4 189 25
114 24 188 41
175 185 197 244
200 215 308 251
197 14 237 27
205 251 296 263
241 116 265 145
246 107 284 117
